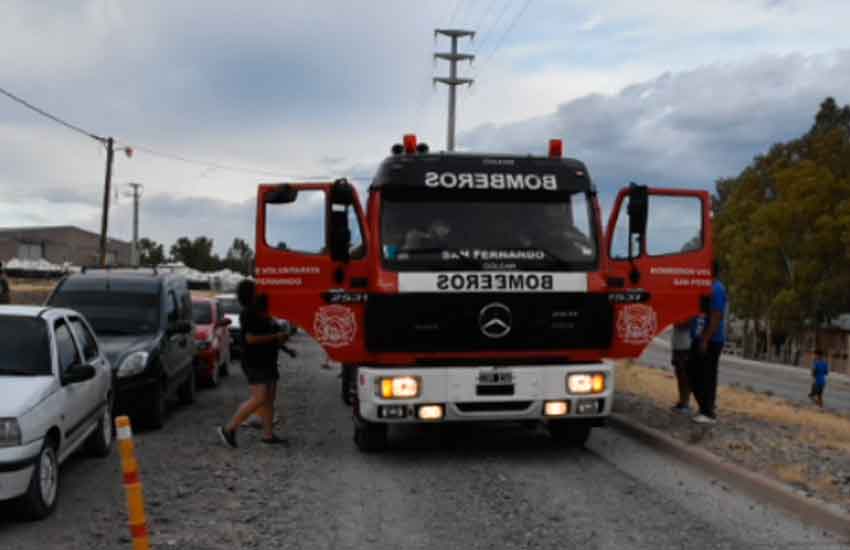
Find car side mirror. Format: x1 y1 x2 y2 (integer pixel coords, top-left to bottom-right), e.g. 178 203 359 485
169 319 192 334
64 364 96 384
329 179 355 263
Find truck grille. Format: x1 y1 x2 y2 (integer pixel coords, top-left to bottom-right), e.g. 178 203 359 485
365 292 612 353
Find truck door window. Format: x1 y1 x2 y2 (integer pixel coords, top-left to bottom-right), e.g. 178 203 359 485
610 196 639 260
348 205 365 260
645 195 703 256
266 190 326 254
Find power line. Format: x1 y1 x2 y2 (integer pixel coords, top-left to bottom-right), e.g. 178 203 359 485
447 0 463 25
477 0 533 68
0 85 104 142
471 0 512 56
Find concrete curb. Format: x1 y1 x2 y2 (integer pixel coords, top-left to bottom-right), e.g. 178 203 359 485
609 413 850 540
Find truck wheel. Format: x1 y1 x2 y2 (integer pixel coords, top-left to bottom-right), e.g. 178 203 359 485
354 420 387 453
549 421 591 447
341 367 355 406
144 383 167 430
85 401 114 457
178 369 196 405
19 440 59 520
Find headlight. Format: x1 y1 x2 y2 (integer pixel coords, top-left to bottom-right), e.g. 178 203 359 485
567 373 606 394
377 376 420 399
117 351 150 378
0 418 22 447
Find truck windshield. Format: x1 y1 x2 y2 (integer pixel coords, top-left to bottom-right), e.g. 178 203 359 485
49 291 161 335
0 317 52 375
381 191 597 270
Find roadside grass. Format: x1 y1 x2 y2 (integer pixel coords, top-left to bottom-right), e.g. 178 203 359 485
616 360 850 453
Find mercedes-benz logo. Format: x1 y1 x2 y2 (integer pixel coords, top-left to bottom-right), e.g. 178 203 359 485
479 302 512 339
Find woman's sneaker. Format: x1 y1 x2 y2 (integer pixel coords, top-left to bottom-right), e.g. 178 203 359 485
692 414 717 425
217 426 238 448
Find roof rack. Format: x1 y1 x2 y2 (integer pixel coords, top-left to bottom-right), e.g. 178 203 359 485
80 265 159 275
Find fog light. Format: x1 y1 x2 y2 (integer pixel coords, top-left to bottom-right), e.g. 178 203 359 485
379 405 407 419
417 405 444 421
544 401 569 416
379 376 420 399
567 373 606 394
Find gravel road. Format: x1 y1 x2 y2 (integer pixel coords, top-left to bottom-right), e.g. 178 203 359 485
1 335 845 549
639 341 850 413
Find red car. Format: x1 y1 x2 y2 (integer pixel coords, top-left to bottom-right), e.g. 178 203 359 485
191 297 232 387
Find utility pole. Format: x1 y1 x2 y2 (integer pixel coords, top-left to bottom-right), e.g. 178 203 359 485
99 137 115 266
433 29 475 151
125 183 144 266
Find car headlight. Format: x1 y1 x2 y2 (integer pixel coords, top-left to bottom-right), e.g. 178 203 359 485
0 418 22 447
117 351 150 378
567 373 606 394
377 376 421 399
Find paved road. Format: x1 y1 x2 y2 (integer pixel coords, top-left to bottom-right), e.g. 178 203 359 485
1 336 845 549
639 340 850 413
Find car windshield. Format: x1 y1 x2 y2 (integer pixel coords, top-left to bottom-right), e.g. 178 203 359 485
219 297 241 315
192 302 213 324
381 192 597 270
49 290 160 335
0 317 52 375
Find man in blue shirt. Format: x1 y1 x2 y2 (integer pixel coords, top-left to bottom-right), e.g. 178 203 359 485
688 261 728 425
808 349 829 408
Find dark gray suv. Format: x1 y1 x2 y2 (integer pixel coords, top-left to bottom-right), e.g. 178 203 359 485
47 269 196 429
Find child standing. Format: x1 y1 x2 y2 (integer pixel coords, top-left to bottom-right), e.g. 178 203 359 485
808 349 829 408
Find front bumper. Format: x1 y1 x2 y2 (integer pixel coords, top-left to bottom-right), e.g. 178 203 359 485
0 439 42 501
356 363 614 423
113 372 159 413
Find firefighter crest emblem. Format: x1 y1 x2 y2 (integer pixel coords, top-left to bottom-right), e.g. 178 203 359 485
616 304 657 345
314 305 357 348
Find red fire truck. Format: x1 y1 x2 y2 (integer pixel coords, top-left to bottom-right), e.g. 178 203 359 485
255 135 713 451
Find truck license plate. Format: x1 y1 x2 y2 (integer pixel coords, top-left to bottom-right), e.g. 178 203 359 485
477 370 513 385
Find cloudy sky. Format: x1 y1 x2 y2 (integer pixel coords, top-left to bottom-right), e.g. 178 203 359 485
1 0 848 255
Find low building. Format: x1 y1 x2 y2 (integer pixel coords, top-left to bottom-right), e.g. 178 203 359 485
0 226 131 267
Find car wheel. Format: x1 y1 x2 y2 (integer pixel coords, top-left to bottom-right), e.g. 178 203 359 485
85 402 114 457
20 440 59 520
548 421 591 447
353 419 387 453
178 369 196 405
145 382 167 430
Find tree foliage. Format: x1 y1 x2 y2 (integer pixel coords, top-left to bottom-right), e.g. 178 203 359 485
138 237 166 267
715 97 850 339
170 236 220 272
223 238 255 275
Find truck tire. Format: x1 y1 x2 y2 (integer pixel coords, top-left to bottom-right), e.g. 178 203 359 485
19 439 59 520
85 401 114 457
178 369 196 405
341 366 356 406
354 420 387 453
549 421 591 447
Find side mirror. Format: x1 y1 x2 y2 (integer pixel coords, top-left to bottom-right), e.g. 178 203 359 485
169 319 192 334
64 364 96 384
266 184 298 204
329 207 351 263
627 183 649 237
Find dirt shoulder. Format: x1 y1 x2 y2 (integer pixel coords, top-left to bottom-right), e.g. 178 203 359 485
615 361 850 513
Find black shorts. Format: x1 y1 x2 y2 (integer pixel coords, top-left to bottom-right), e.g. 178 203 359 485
242 365 279 385
672 349 690 370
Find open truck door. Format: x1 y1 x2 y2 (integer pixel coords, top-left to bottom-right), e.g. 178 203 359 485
255 179 370 364
604 184 713 358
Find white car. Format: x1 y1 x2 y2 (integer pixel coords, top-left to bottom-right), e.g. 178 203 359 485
0 306 113 519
